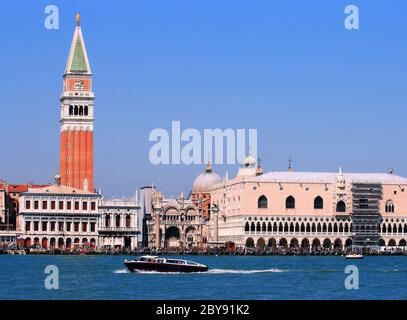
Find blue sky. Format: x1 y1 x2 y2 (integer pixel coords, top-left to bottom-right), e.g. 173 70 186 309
0 0 406 197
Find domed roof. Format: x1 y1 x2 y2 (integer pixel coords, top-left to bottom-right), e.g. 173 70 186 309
192 163 222 193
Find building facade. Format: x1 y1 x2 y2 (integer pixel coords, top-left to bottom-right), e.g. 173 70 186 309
146 189 209 250
18 177 100 249
0 182 49 231
60 14 94 192
98 198 140 250
17 178 141 251
0 186 5 225
209 156 407 250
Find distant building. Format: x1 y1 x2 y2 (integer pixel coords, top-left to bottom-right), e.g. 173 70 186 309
191 162 222 220
139 186 154 247
0 186 5 225
98 197 140 250
0 181 49 231
147 189 208 249
144 163 222 250
18 176 100 249
210 155 407 250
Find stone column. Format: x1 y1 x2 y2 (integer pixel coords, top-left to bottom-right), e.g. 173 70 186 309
213 213 219 242
154 211 161 249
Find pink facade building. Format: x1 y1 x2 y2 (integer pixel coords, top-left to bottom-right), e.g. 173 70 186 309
209 156 407 250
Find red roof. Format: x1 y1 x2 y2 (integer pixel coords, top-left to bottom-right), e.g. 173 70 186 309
0 183 50 193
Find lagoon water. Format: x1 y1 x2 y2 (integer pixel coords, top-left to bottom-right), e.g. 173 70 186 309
1 255 406 300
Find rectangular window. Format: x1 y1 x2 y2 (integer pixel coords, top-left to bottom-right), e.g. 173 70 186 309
82 202 88 211
91 202 96 211
34 221 39 231
66 222 71 232
74 201 80 210
58 222 64 232
67 201 72 210
90 222 96 232
50 222 56 232
59 201 64 210
42 221 47 231
25 221 31 231
34 201 39 210
42 201 48 210
25 200 31 210
74 222 80 232
51 201 56 210
82 222 88 232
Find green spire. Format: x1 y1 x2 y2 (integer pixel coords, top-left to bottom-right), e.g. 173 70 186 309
70 37 87 73
64 14 91 75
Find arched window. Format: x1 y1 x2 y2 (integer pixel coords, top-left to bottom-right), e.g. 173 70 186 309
258 195 268 209
286 196 295 209
79 106 84 116
69 105 73 115
84 106 89 116
74 105 78 116
115 215 121 228
245 222 250 232
105 214 110 227
385 200 395 213
336 201 346 213
126 215 131 228
314 196 323 209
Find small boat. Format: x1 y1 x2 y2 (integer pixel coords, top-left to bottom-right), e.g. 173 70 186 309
345 253 364 260
124 256 209 273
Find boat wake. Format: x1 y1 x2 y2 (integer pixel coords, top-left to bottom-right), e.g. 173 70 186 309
207 268 286 274
114 269 130 274
118 268 287 275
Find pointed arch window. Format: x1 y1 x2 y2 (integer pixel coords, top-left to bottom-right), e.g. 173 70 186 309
385 200 395 213
336 201 346 213
258 195 268 209
314 196 324 209
286 196 295 209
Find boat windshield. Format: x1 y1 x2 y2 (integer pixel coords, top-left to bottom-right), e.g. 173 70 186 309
138 256 158 262
166 259 187 265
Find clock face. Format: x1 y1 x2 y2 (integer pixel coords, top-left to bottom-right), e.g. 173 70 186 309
65 78 90 91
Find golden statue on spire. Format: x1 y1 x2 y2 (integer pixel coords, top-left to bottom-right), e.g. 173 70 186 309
76 13 81 26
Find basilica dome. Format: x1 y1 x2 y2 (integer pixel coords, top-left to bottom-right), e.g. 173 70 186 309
192 163 222 193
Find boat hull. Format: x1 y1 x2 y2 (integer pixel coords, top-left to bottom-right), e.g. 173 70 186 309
345 255 364 260
124 261 208 273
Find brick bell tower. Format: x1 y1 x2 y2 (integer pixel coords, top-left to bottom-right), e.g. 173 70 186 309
60 14 94 192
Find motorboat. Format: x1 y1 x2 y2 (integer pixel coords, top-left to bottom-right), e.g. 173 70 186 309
345 253 364 260
124 256 209 273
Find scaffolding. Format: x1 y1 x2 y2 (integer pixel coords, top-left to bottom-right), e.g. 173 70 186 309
351 182 383 248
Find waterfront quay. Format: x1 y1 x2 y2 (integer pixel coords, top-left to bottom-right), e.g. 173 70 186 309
1 245 406 256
